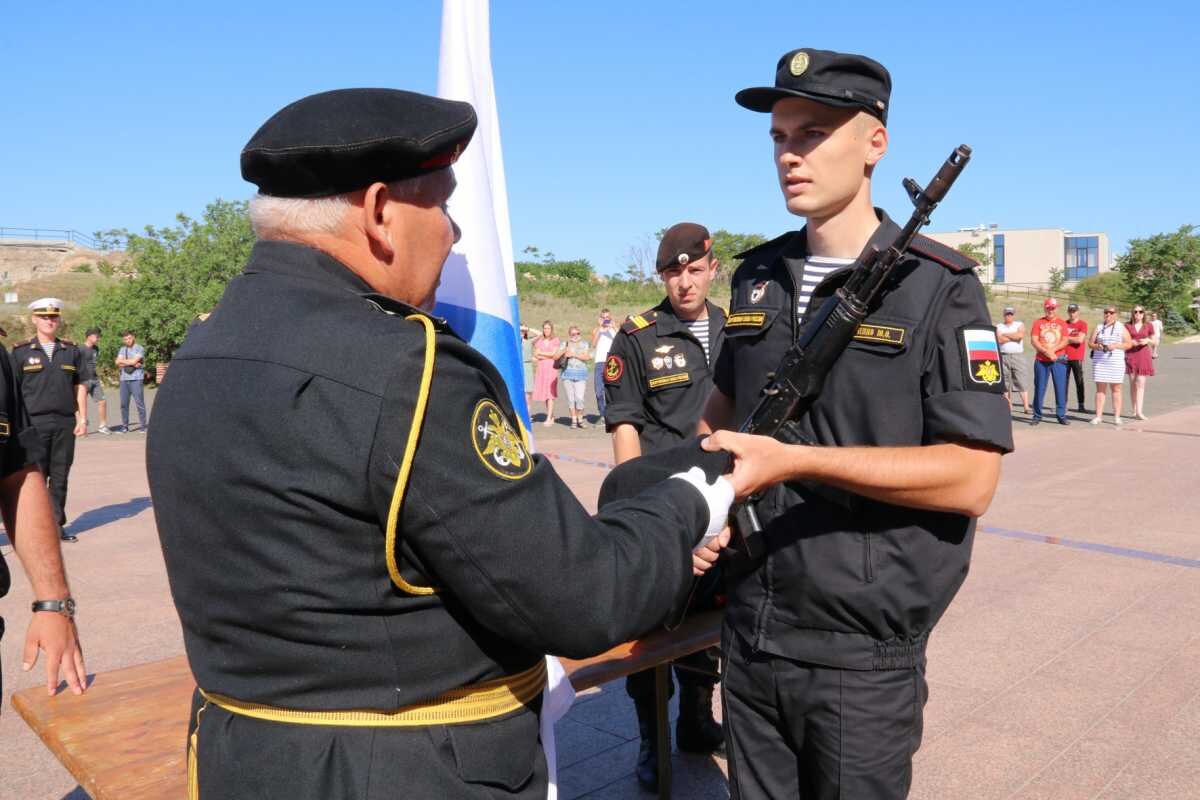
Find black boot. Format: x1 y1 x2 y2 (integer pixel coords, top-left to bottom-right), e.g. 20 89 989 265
675 683 724 754
633 698 660 791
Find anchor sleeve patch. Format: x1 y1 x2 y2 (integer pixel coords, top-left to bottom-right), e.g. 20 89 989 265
604 354 625 384
470 399 532 480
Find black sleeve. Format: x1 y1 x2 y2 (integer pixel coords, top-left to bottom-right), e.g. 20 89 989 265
71 346 83 385
920 273 1014 453
602 329 647 433
712 329 735 399
371 338 710 659
0 350 40 477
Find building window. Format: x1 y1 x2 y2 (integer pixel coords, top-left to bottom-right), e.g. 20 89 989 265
993 234 1005 283
1065 235 1099 281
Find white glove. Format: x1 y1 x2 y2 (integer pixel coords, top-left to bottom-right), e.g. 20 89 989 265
669 466 735 546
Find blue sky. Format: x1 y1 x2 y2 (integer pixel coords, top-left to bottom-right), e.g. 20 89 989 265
2 1 1196 274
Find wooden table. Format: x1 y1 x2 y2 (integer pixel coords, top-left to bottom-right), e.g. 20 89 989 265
13 610 722 800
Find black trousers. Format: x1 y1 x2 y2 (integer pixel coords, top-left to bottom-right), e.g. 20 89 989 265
722 627 927 800
626 646 719 703
32 417 76 528
1067 359 1086 409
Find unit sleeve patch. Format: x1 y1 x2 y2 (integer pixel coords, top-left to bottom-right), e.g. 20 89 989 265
604 354 625 384
470 399 532 480
959 326 1004 392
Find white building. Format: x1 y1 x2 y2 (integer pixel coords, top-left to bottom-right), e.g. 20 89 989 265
924 226 1111 287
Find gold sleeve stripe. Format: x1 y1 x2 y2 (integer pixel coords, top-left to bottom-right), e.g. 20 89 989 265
384 314 440 596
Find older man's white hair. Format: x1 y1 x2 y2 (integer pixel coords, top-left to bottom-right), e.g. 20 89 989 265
248 172 441 241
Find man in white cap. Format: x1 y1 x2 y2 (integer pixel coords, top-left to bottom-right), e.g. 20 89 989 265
10 299 86 542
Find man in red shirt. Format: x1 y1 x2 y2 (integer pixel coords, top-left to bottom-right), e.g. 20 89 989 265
1030 297 1071 425
1064 303 1089 413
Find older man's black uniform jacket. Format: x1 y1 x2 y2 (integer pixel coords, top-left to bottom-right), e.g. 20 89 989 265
713 211 1014 670
147 241 713 799
603 299 726 453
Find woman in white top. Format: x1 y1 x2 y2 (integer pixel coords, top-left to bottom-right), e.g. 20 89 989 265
1088 307 1132 425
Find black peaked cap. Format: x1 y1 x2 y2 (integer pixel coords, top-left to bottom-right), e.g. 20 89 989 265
241 88 477 198
736 48 891 123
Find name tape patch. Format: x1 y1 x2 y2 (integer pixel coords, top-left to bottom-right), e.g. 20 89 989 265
726 311 766 328
853 324 906 347
648 372 690 389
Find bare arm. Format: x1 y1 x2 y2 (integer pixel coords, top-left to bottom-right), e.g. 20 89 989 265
1 466 86 695
703 432 1002 518
611 423 642 465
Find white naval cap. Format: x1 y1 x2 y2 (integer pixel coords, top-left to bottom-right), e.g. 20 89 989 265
28 297 64 316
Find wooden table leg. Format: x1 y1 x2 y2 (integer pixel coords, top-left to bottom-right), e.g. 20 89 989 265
656 662 671 799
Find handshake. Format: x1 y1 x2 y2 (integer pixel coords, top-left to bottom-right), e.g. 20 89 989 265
604 431 796 577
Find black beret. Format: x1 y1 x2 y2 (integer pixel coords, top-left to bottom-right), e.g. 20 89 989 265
656 222 713 272
735 48 892 124
241 88 477 198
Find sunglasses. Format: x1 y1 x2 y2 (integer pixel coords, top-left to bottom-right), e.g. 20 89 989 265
1104 310 1117 314
1133 309 1145 314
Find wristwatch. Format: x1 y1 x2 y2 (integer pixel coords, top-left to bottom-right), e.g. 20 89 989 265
31 598 76 619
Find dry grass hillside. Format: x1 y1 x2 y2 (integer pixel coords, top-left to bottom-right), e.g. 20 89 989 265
0 272 114 343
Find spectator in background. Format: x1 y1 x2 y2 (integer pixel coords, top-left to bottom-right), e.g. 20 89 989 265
115 330 148 433
1150 311 1164 358
561 326 591 429
996 306 1030 414
1064 303 1089 413
1030 298 1071 425
591 308 616 420
1089 306 1131 425
81 328 110 434
519 323 535 411
532 320 563 427
1125 307 1156 420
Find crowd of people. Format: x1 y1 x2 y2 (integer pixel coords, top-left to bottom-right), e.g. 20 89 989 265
521 311 619 429
997 298 1162 426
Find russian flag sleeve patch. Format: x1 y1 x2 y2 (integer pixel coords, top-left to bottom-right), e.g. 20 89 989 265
960 327 1004 391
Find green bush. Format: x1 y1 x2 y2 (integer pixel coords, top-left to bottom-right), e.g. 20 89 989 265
1163 308 1195 335
1072 272 1130 308
70 263 94 273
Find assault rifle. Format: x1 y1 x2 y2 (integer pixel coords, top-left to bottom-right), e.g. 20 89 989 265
597 145 973 562
728 144 972 558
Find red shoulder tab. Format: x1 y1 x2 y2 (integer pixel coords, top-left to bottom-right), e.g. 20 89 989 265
621 311 657 334
909 234 978 273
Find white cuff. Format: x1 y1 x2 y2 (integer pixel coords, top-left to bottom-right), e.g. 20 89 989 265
669 466 734 544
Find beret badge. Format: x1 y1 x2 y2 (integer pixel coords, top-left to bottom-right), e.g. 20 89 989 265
677 253 690 265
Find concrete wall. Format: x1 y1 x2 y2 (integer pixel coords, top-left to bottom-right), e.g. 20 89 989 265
0 241 109 284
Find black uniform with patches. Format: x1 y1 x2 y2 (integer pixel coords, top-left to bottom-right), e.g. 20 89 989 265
11 337 83 528
711 211 1013 799
603 299 726 454
147 241 714 800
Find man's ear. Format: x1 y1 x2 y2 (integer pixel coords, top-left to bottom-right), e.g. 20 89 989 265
361 182 394 259
865 122 888 167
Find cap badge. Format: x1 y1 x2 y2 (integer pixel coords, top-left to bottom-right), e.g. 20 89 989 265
789 52 810 77
750 281 768 304
677 253 690 266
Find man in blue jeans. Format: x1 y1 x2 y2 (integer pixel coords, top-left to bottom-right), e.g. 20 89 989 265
115 330 148 432
1029 297 1070 425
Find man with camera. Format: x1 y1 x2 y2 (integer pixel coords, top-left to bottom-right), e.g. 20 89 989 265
114 330 148 433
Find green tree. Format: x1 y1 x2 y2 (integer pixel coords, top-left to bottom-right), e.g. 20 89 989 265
955 241 990 266
1117 225 1200 324
1048 267 1066 293
82 199 254 379
1071 272 1131 309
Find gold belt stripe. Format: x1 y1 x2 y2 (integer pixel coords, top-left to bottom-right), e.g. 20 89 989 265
199 659 546 727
